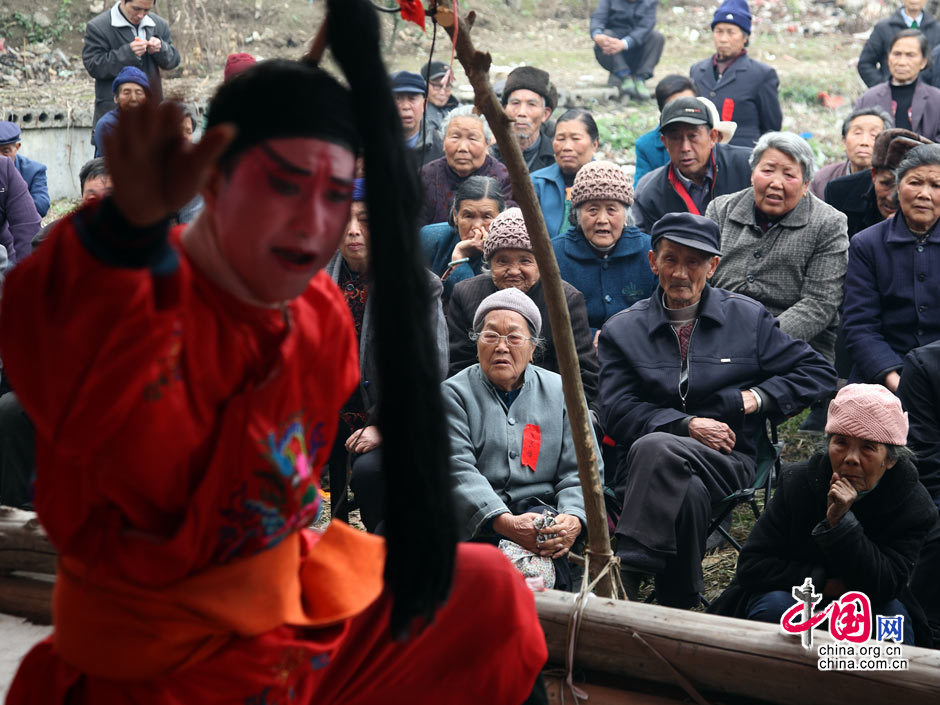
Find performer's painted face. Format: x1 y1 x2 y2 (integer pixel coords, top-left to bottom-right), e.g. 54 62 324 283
211 137 356 303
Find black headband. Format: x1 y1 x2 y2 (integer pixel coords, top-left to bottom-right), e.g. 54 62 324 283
206 59 360 165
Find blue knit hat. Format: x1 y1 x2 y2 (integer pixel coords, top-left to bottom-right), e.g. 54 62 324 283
112 66 151 95
711 0 752 34
353 178 366 202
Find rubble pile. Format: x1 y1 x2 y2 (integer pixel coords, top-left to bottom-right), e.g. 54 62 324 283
0 43 77 89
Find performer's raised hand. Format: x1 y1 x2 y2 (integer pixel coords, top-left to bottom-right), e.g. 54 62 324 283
102 100 235 227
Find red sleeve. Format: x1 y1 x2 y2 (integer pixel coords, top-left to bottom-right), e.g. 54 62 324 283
0 209 188 457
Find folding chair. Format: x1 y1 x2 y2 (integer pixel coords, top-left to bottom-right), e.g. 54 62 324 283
706 417 783 553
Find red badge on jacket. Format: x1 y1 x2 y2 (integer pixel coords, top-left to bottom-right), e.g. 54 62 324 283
521 424 541 472
721 98 735 122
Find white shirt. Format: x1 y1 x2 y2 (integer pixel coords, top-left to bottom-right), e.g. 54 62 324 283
110 1 156 40
900 8 924 27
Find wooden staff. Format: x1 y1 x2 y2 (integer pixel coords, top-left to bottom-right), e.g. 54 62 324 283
435 5 617 597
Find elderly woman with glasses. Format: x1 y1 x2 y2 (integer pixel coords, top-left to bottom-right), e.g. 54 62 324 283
443 287 601 590
707 132 849 363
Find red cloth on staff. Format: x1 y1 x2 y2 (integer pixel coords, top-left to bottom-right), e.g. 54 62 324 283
0 209 546 704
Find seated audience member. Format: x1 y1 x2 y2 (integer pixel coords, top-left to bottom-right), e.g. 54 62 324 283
0 391 34 509
443 288 601 590
709 132 849 363
532 109 599 238
552 161 656 335
0 149 40 265
843 143 940 388
899 341 940 643
598 213 835 607
809 108 893 199
420 175 505 302
326 180 447 531
825 128 931 238
711 384 937 647
391 70 443 173
589 0 664 100
421 60 459 137
634 76 697 187
176 105 204 225
447 208 598 401
490 66 557 173
859 0 940 88
0 122 49 217
93 66 151 159
855 30 940 141
633 96 751 232
690 0 782 148
419 107 513 227
33 158 113 248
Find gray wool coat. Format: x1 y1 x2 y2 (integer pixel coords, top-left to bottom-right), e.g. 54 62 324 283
707 188 849 362
443 364 601 541
326 252 448 412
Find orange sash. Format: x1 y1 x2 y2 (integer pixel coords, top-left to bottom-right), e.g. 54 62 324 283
53 521 386 680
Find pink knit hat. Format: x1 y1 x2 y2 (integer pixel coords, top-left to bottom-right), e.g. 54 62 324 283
483 208 532 261
570 160 634 208
825 384 908 446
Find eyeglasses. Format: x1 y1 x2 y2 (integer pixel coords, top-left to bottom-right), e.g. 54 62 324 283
471 331 532 347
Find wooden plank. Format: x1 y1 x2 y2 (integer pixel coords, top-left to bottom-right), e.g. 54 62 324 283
535 589 940 705
0 506 56 576
543 675 688 705
0 574 53 625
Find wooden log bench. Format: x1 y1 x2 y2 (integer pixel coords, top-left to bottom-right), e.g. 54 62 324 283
535 589 940 705
0 506 54 624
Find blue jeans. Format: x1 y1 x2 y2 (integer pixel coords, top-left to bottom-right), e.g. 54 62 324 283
747 590 915 645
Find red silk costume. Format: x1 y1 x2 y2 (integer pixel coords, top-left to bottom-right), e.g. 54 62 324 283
0 210 546 704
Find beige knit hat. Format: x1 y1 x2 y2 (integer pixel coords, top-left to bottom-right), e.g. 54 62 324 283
570 161 634 208
482 207 532 261
825 383 909 446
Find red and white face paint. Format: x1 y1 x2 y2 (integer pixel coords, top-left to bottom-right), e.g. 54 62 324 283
210 137 356 303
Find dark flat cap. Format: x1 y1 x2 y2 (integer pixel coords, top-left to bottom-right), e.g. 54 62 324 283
650 212 722 257
421 60 449 82
390 70 427 95
0 121 21 145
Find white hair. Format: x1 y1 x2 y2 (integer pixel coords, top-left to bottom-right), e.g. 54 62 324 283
749 131 817 183
439 104 493 142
